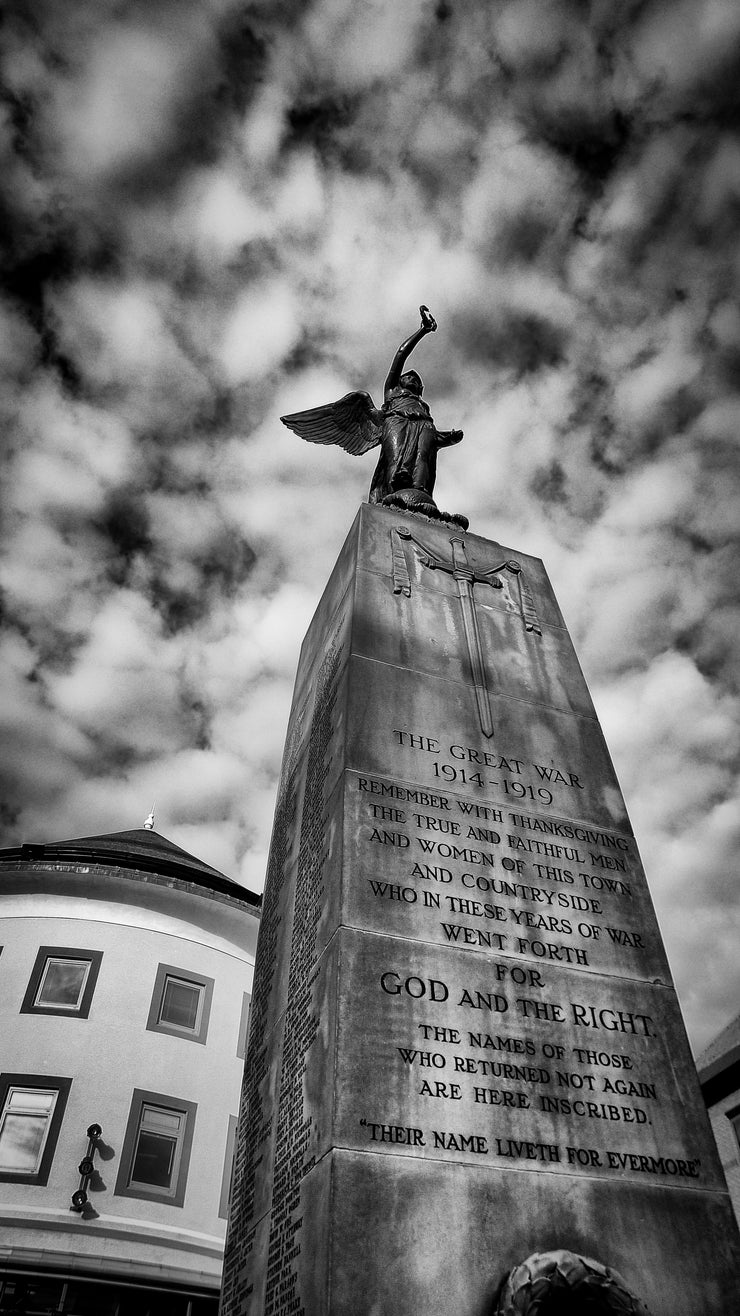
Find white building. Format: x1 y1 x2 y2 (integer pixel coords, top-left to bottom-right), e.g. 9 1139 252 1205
0 826 259 1315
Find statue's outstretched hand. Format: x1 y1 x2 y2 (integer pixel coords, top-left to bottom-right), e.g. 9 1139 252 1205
437 427 463 448
420 305 437 333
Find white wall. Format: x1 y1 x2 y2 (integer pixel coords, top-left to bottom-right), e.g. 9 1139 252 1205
0 864 258 1290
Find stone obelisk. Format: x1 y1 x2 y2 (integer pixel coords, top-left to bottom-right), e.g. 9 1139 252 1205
221 501 740 1315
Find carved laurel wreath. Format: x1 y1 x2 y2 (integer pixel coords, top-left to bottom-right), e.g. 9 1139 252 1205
494 1250 652 1315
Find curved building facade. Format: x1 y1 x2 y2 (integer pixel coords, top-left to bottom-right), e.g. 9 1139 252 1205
0 827 259 1315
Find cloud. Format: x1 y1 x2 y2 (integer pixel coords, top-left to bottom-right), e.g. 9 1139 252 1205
55 24 202 178
1 0 739 1058
302 0 428 92
595 652 740 1047
219 281 301 384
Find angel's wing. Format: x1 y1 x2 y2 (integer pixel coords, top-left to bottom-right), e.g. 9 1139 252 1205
280 390 383 456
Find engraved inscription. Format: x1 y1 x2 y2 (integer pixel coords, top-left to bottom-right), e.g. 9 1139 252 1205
337 945 710 1186
222 760 299 1316
349 766 665 983
263 641 342 1316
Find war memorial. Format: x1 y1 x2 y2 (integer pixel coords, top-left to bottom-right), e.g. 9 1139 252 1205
220 311 740 1315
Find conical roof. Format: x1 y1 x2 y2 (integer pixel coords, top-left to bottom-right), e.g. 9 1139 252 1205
1 827 259 908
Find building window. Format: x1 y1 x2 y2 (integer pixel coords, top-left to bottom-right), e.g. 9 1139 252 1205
0 1074 72 1183
0 1275 219 1313
236 992 252 1060
146 963 214 1045
219 1115 238 1219
20 947 103 1018
115 1089 196 1207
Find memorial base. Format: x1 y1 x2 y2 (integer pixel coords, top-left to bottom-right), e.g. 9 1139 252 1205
222 504 740 1316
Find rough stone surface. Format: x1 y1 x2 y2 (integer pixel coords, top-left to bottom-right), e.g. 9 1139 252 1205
221 503 740 1316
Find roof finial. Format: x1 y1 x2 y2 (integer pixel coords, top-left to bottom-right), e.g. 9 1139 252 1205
143 805 155 831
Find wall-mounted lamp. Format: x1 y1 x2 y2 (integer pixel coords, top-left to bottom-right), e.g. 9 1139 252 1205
70 1123 102 1213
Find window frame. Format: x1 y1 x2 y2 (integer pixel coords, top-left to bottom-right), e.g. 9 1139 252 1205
727 1102 740 1154
236 992 252 1060
219 1114 238 1220
146 963 214 1045
114 1088 197 1207
0 1073 72 1184
20 946 103 1018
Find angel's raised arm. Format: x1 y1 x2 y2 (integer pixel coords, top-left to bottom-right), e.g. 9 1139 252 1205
384 305 437 397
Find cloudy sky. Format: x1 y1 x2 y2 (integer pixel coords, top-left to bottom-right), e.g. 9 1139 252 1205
1 0 739 1056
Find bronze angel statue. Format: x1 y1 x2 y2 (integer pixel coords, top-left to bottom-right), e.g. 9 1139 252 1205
281 306 468 527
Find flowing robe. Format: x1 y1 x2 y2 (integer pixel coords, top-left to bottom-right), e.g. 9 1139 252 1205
369 387 460 504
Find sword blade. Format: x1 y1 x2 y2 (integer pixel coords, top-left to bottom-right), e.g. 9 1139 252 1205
456 576 494 738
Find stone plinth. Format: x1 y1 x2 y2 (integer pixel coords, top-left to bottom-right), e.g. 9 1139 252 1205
221 503 740 1316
